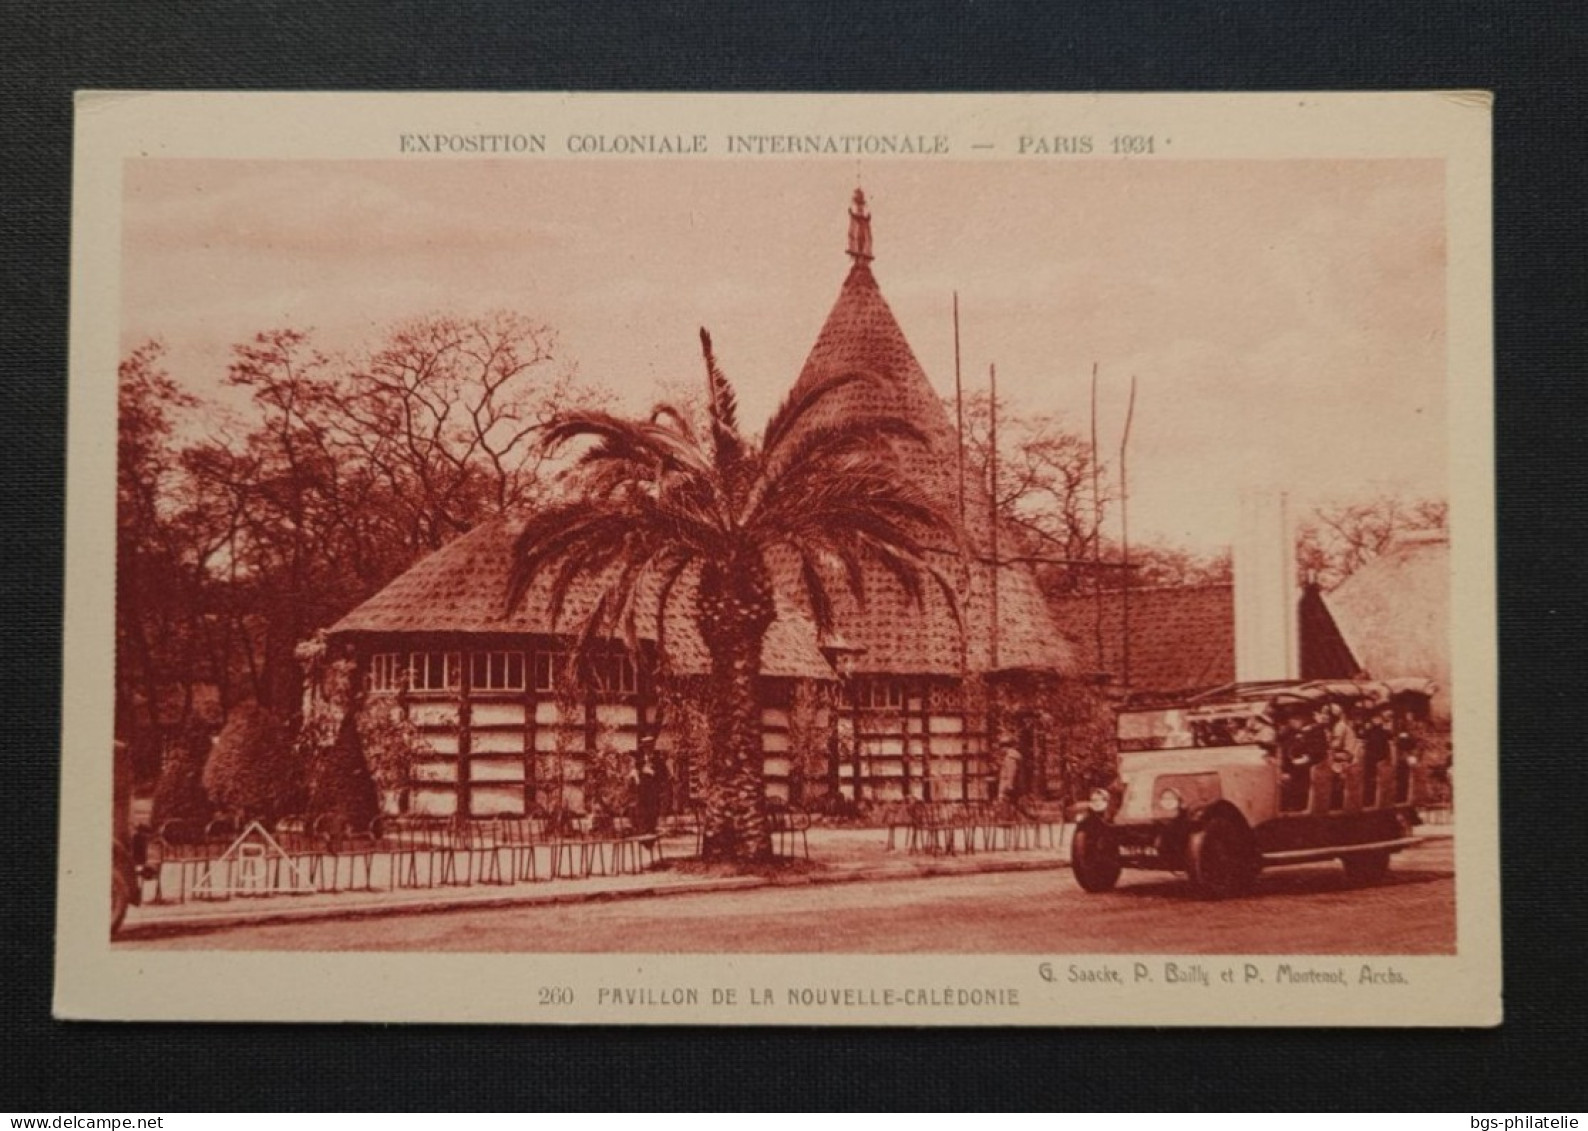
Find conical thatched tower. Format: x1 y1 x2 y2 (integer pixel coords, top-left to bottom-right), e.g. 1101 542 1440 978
780 190 1074 802
786 190 1070 677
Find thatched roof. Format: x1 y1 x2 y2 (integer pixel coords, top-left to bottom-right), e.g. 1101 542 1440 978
1323 531 1450 718
328 516 836 680
1048 584 1234 696
779 256 1075 677
332 196 1075 684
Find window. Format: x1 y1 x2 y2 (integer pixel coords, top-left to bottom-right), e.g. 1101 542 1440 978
533 651 568 693
471 651 526 692
849 679 906 710
531 651 636 695
369 651 460 693
408 651 461 693
590 655 637 695
370 653 403 693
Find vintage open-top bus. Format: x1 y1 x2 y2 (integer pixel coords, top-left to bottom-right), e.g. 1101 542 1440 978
1070 678 1438 898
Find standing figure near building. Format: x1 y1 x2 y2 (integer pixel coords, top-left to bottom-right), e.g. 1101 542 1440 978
997 739 1023 803
635 737 662 834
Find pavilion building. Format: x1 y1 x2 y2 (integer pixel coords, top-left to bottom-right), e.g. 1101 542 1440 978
324 190 1075 816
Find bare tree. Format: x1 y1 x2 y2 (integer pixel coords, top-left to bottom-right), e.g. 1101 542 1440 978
1125 541 1234 588
336 313 595 553
1296 492 1448 591
951 391 1112 591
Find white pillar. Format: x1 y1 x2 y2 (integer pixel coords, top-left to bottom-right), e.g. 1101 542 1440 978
1234 490 1298 682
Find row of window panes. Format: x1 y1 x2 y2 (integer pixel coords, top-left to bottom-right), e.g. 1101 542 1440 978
846 680 907 709
370 652 459 693
369 651 634 695
534 652 565 693
532 654 637 694
476 650 526 691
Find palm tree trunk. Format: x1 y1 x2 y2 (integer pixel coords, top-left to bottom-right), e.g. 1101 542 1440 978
697 554 775 863
699 635 773 862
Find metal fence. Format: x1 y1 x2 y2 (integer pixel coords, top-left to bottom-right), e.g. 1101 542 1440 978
137 814 671 905
879 800 1063 856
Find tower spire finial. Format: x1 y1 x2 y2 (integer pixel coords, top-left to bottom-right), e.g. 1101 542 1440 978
847 187 874 264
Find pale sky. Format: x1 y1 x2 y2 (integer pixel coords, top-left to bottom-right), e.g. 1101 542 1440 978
122 157 1447 552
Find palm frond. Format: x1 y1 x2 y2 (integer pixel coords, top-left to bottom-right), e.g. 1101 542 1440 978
504 502 597 613
570 589 617 664
544 410 713 479
746 416 931 519
509 326 966 690
508 504 664 617
760 369 881 457
651 551 697 664
649 402 699 444
537 518 639 629
774 415 930 471
698 328 738 432
849 533 963 633
567 552 660 682
790 544 838 635
751 465 953 553
601 540 682 656
699 328 748 473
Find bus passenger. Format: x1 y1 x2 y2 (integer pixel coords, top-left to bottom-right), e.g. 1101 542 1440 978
1361 705 1394 808
1326 703 1364 811
1278 711 1320 812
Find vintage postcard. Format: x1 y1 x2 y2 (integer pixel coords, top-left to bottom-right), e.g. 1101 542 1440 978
57 91 1496 1025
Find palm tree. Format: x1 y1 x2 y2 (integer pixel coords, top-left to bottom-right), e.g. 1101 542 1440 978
506 329 957 863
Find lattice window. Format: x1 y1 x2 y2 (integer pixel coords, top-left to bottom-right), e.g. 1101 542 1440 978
471 651 526 692
533 651 568 693
589 655 637 695
369 653 404 693
408 651 461 693
849 679 906 710
531 651 636 695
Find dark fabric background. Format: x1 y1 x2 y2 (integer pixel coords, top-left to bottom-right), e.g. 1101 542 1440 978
3 0 1584 1112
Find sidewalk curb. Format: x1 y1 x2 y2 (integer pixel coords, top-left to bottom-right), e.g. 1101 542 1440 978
117 852 1070 942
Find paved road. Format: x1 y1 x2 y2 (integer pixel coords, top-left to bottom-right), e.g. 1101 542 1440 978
131 837 1454 954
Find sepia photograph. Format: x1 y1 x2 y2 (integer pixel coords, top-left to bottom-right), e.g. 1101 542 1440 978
58 92 1497 1024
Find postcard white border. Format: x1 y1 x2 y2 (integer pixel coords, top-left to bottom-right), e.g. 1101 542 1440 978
57 91 1497 1025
